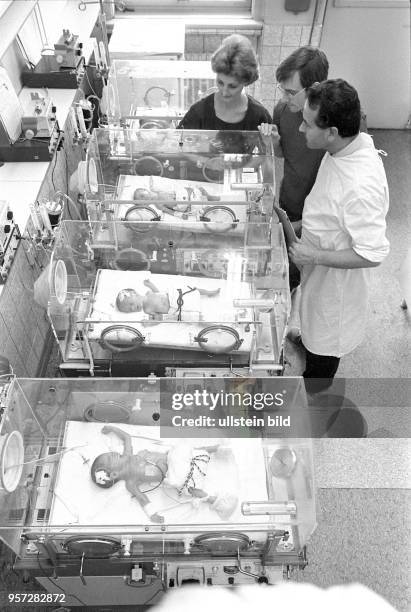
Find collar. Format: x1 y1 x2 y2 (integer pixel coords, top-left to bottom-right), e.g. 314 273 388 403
332 133 364 158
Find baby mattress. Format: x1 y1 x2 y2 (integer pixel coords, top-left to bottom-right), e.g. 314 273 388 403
114 174 248 232
49 422 270 531
86 270 255 353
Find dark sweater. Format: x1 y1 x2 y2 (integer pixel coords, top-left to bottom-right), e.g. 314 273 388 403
273 101 325 222
178 93 272 131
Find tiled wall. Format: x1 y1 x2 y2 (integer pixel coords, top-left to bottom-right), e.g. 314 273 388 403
185 22 322 114
258 23 322 112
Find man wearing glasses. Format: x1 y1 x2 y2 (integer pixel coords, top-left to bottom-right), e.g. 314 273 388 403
258 47 330 346
259 46 329 235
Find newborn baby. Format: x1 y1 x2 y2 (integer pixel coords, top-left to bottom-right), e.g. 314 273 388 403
116 278 220 321
133 185 220 215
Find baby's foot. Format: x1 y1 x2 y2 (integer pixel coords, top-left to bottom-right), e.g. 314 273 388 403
200 287 221 297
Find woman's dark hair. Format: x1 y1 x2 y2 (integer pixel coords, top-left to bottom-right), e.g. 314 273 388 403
276 46 329 89
306 79 361 138
211 34 259 85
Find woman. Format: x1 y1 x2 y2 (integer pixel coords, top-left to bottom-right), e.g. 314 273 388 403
178 34 271 130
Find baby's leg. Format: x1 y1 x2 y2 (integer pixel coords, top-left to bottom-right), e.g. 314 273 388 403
198 287 221 297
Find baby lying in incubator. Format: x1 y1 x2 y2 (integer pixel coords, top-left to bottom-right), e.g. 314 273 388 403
133 185 221 215
116 278 220 321
91 425 237 524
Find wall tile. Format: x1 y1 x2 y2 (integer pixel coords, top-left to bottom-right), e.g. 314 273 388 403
263 24 283 46
310 25 322 47
280 46 299 62
260 65 277 84
260 84 277 100
282 25 303 46
261 45 281 66
185 34 204 54
204 35 223 53
301 25 312 46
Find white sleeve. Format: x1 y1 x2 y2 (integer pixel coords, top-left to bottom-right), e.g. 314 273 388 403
343 189 390 263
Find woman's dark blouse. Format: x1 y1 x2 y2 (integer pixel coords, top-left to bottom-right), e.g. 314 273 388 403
177 93 272 130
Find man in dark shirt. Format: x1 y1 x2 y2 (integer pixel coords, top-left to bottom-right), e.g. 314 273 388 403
258 47 329 342
270 46 329 232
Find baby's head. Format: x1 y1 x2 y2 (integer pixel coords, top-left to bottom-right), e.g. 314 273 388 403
91 452 122 488
116 288 143 313
133 188 155 200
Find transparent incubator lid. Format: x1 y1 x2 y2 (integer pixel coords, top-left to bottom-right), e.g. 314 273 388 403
0 377 315 554
106 59 216 127
83 128 275 224
47 220 290 372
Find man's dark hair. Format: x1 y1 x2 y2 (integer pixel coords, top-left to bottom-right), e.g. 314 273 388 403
306 79 361 137
276 46 329 89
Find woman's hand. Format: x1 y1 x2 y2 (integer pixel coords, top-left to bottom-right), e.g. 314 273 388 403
258 123 281 147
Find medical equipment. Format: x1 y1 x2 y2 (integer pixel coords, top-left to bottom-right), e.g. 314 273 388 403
46 220 289 376
0 75 61 162
0 201 20 284
106 59 216 127
0 376 315 606
22 30 85 89
80 128 275 231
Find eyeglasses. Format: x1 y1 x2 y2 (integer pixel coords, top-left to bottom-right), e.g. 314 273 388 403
276 84 304 98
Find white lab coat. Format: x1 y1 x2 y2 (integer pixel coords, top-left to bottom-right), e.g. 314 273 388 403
300 133 389 357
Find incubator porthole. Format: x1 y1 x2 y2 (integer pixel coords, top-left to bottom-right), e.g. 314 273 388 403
83 401 131 423
113 248 150 271
202 157 224 183
100 325 146 353
201 205 238 233
124 205 160 232
0 430 24 493
134 156 163 177
53 259 68 305
63 536 122 558
194 532 251 555
194 326 242 354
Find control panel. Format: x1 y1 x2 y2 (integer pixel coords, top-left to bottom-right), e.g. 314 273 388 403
0 201 20 284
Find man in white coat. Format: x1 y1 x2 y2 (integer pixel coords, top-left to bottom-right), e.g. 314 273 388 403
289 79 389 391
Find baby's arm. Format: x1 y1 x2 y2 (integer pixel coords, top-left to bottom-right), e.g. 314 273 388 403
143 279 159 293
101 425 133 456
198 186 221 202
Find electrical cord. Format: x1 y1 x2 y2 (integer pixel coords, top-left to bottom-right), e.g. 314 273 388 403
51 145 60 190
83 66 99 98
54 191 83 221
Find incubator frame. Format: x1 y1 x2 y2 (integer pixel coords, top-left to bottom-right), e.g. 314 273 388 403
0 376 315 591
46 220 290 377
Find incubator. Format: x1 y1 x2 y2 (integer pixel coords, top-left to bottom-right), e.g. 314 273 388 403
47 220 290 376
106 59 216 127
81 128 275 230
0 376 315 606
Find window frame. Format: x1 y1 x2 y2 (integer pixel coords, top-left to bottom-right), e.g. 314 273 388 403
116 0 252 15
